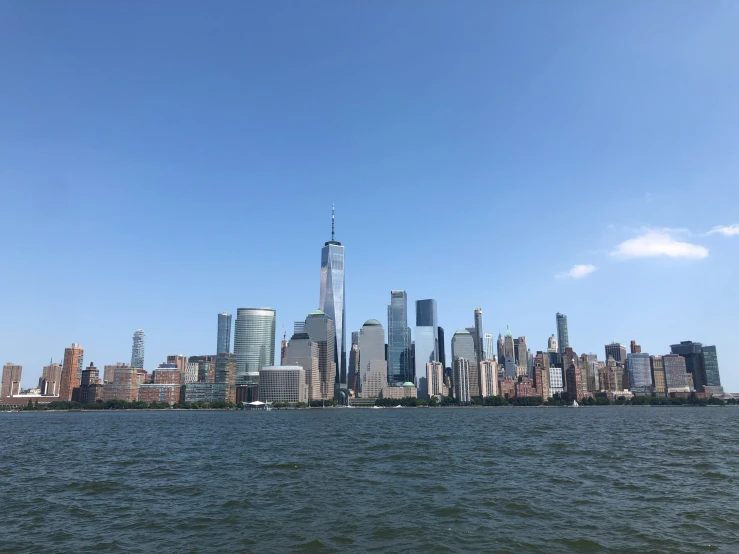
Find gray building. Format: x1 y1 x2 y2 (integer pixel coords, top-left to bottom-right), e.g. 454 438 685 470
473 308 484 366
283 332 320 401
259 366 307 404
359 319 387 398
304 310 337 401
234 308 276 376
414 299 439 386
217 312 232 354
453 357 471 404
131 329 145 369
605 342 627 365
556 313 569 355
319 205 346 388
514 336 528 368
626 352 652 393
388 290 411 385
452 329 479 397
670 341 723 394
663 354 690 392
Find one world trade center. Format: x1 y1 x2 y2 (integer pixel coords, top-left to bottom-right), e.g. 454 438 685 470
319 205 346 392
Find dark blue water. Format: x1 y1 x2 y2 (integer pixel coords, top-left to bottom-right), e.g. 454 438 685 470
2 407 738 553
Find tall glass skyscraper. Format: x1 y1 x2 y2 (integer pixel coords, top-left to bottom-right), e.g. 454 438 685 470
319 206 346 387
556 313 569 355
217 312 232 354
626 352 652 393
414 299 438 384
670 341 722 393
131 329 145 369
473 308 484 365
234 308 276 376
388 290 411 385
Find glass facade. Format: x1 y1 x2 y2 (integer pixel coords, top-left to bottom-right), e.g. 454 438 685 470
217 313 232 354
701 345 721 388
626 353 652 393
414 300 438 385
605 342 627 365
131 329 145 369
320 242 346 386
234 308 276 376
387 291 411 385
663 354 689 391
304 310 337 401
556 313 569 355
670 341 706 390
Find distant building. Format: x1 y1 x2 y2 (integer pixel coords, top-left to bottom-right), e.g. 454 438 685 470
388 291 411 385
183 362 199 384
626 353 653 393
1 363 22 398
514 337 528 369
670 341 723 394
415 299 439 387
358 319 386 398
453 358 470 404
548 367 564 396
605 342 627 365
131 330 145 369
304 310 337 400
103 363 128 385
473 308 485 370
438 327 446 369
547 334 558 353
217 312 232 354
663 354 691 393
182 383 232 404
650 356 666 396
630 340 642 354
426 362 444 399
381 382 417 399
452 329 479 398
215 353 237 403
348 332 360 393
283 332 321 401
556 313 569 355
362 360 388 398
79 363 103 404
479 359 498 397
166 355 188 372
60 343 84 402
234 308 276 376
259 366 307 404
39 362 63 396
483 333 494 361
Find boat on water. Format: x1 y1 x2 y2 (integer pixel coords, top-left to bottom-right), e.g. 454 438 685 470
572 400 579 407
371 406 382 409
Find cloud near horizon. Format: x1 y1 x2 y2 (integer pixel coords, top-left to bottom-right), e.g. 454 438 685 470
610 229 709 260
707 224 739 237
556 264 597 279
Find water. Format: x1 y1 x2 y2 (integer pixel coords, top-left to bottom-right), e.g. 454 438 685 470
1 407 738 553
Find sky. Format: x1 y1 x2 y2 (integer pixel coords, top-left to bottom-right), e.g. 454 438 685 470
1 1 738 391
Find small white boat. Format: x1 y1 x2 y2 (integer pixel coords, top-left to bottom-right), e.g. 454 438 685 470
572 400 579 407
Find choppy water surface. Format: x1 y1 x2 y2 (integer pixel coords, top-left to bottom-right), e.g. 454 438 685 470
2 407 738 553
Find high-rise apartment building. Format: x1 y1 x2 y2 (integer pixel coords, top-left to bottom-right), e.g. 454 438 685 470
319 206 346 387
166 355 188 372
630 340 642 354
359 319 387 398
60 343 84 402
556 313 569 355
663 354 690 393
547 334 558 353
348 331 360 393
283 332 321 401
605 342 627 365
103 363 128 385
131 329 145 369
479 359 498 397
453 358 470 404
304 310 337 400
626 352 652 393
217 312 232 354
414 299 439 385
649 356 666 396
234 308 276 376
40 362 62 395
1 363 22 398
387 291 411 385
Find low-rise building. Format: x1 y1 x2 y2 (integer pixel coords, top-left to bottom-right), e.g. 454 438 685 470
258 366 307 404
381 382 417 399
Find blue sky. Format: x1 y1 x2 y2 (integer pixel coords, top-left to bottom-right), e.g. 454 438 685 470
1 1 738 390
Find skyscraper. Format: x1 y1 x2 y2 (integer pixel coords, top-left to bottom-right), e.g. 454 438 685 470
217 313 232 354
663 354 690 393
452 329 479 397
626 352 652 394
387 290 411 385
359 319 387 398
304 310 337 400
60 343 84 402
348 331 360 393
453 358 471 404
319 205 346 387
605 342 627 365
283 332 320 401
234 308 276 376
473 308 484 367
547 334 558 353
438 327 446 369
514 336 528 367
131 329 145 369
556 313 569 355
40 362 62 395
414 299 439 385
483 333 493 361
1 363 22 398
670 341 723 394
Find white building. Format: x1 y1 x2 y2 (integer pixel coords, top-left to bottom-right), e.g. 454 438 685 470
361 360 387 398
184 362 199 384
454 358 470 404
258 366 307 404
480 359 498 397
549 366 564 397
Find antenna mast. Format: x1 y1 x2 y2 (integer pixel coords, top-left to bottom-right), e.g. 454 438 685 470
331 204 335 242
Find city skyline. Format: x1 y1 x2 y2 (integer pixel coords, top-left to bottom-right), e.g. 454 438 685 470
2 3 738 391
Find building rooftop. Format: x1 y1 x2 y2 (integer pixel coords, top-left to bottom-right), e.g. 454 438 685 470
363 319 381 326
308 309 327 317
454 329 471 335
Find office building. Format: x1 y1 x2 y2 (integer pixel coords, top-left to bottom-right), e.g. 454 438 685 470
414 299 439 385
438 327 446 369
166 355 188 372
39 362 62 395
649 356 666 396
359 319 387 398
1 363 22 398
283 332 320 401
388 291 411 385
483 332 493 360
452 329 479 397
663 354 691 393
605 342 627 365
700 346 722 394
473 308 484 367
215 353 237 401
60 343 84 402
556 313 569 354
381 382 417 399
547 334 558 353
549 366 564 396
217 312 232 354
670 341 723 394
234 308 276 376
131 329 145 369
453 358 471 404
319 205 346 387
503 327 515 359
630 340 642 354
259 366 307 404
514 336 528 368
304 310 337 400
626 353 652 394
348 331 360 393
79 363 103 404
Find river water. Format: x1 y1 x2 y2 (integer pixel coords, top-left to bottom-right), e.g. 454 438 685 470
1 407 738 553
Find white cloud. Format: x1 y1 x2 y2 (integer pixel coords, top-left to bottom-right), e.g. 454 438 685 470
556 264 597 279
707 224 739 237
610 230 708 260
